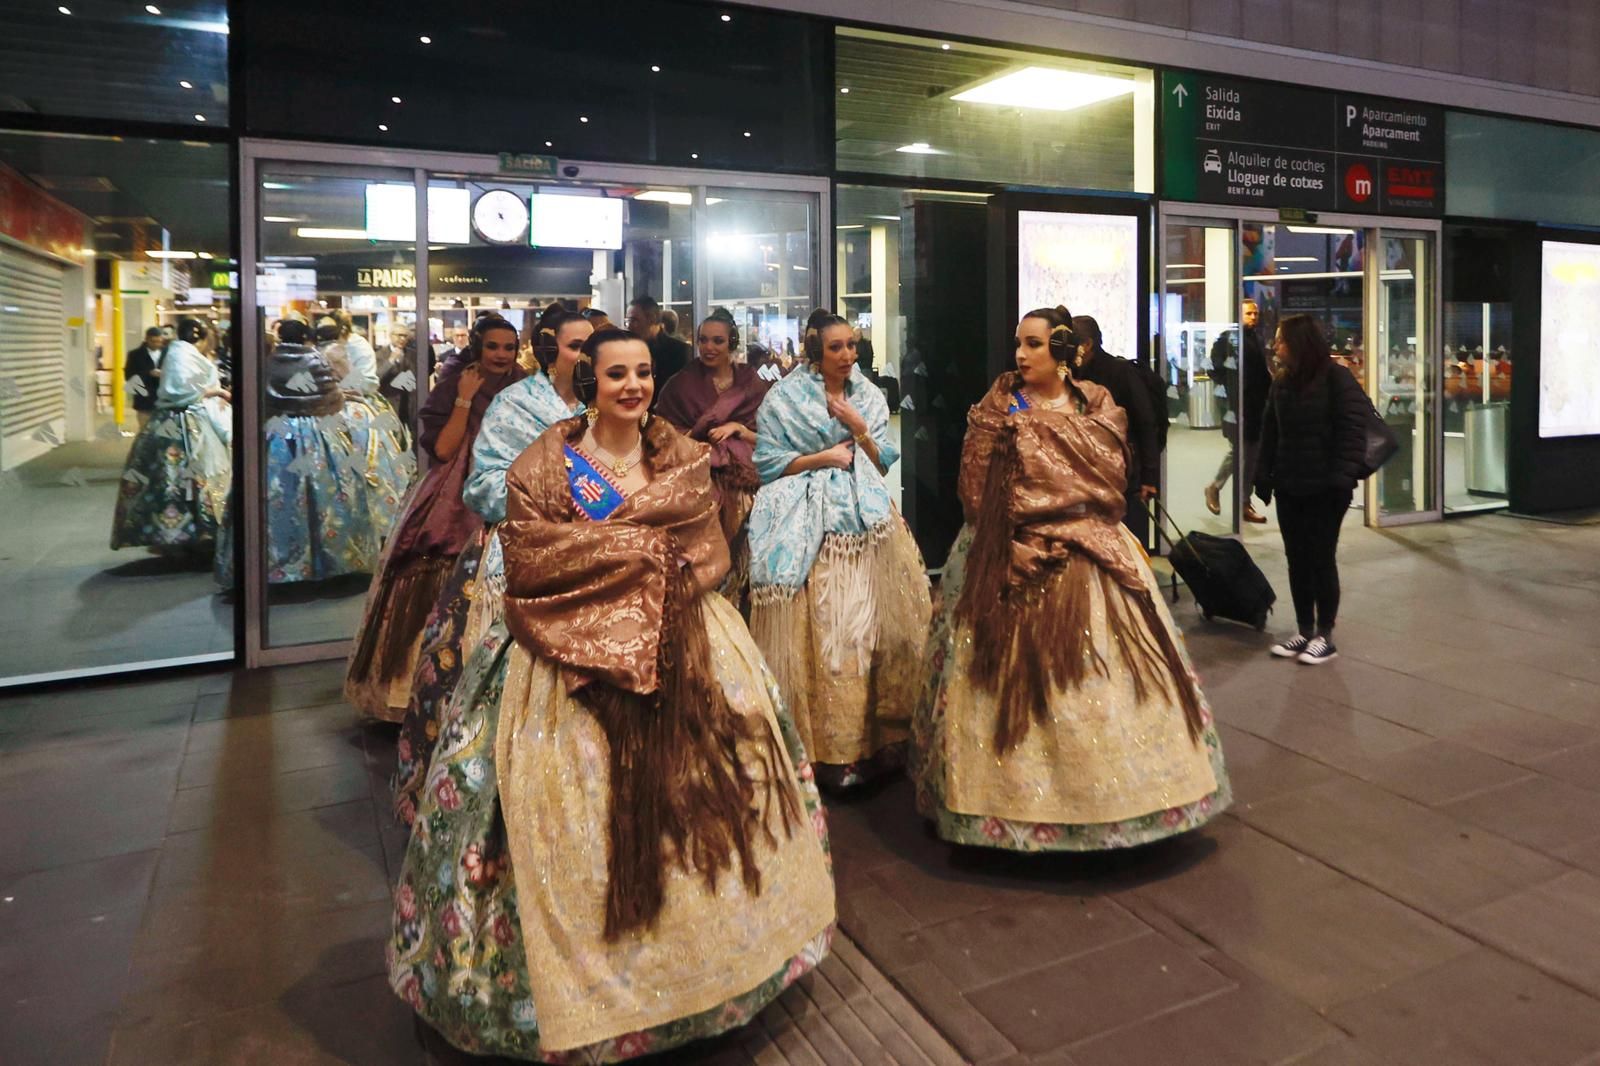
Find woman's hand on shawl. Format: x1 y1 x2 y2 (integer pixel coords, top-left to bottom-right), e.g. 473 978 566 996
819 441 855 469
826 393 868 437
708 422 745 444
456 364 485 401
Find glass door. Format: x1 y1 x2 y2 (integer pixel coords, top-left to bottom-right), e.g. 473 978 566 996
1160 216 1240 538
1368 230 1440 523
703 189 818 361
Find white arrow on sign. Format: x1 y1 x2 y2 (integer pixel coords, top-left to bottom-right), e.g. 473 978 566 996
1172 83 1189 107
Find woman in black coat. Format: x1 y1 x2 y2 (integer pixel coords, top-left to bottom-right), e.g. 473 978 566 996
1254 314 1367 665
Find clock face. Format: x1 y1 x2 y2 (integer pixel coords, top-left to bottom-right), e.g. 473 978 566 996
473 190 530 244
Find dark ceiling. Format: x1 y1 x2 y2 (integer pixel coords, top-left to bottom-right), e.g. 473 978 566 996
0 1 228 126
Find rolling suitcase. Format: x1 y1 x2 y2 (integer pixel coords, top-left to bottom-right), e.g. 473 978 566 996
1151 501 1275 630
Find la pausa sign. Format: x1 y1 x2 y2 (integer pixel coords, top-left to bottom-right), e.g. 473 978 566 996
1163 71 1445 216
356 266 415 289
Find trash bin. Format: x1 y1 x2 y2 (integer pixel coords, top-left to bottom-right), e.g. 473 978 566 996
1464 401 1509 496
1187 375 1219 429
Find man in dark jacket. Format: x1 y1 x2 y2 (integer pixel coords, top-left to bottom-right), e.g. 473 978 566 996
1205 299 1271 523
125 326 165 429
626 295 690 401
1071 316 1160 541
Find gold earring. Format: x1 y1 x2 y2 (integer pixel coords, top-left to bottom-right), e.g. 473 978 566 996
585 406 598 425
641 410 651 429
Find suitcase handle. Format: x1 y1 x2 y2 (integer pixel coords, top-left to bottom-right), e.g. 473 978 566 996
1147 498 1189 549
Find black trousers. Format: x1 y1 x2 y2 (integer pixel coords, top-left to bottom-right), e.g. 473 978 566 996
1275 488 1351 636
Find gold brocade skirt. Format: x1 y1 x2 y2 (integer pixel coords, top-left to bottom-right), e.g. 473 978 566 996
493 592 836 1053
919 524 1222 832
749 516 930 769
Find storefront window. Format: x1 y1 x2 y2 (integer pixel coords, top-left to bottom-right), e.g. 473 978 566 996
836 28 1153 192
240 1 828 173
0 129 235 685
1443 225 1514 513
0 6 227 127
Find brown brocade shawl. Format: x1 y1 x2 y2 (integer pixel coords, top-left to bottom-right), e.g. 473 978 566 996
498 417 798 938
654 361 768 543
955 372 1204 753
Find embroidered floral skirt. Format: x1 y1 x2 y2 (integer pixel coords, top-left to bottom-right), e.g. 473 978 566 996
215 413 380 586
911 524 1230 852
110 406 231 551
389 593 835 1062
391 528 489 823
749 515 929 790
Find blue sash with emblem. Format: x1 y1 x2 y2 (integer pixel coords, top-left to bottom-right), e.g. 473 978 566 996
563 444 626 521
1007 390 1031 415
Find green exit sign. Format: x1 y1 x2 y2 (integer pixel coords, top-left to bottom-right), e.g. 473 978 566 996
498 153 558 177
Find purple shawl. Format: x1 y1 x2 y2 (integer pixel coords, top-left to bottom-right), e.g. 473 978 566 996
654 361 768 479
391 355 527 562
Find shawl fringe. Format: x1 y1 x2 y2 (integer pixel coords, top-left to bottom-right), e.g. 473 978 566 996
577 537 799 942
956 426 1203 753
349 555 454 685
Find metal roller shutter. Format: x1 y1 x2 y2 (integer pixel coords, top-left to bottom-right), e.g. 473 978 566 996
0 244 67 467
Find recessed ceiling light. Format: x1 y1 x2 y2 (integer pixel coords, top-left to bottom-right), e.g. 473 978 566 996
651 65 661 73
57 5 71 13
194 114 206 122
950 67 1136 112
720 13 731 21
691 153 699 159
544 141 553 148
419 35 431 44
896 141 943 154
579 116 589 123
391 95 402 104
742 131 752 138
377 124 388 131
839 87 850 94
145 4 161 13
940 43 951 50
178 80 193 89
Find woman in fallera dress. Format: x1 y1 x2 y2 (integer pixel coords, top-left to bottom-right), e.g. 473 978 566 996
747 312 929 789
388 328 834 1062
346 315 525 722
110 316 231 554
217 316 379 586
390 305 587 823
911 306 1230 851
320 311 415 535
653 308 768 607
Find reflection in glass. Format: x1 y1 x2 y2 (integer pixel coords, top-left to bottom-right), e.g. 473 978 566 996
253 168 419 647
708 193 815 364
0 130 234 684
1443 227 1513 513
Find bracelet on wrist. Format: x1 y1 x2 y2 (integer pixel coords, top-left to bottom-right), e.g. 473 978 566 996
453 398 472 410
853 431 870 445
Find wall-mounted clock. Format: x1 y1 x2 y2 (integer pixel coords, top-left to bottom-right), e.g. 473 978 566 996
473 189 530 243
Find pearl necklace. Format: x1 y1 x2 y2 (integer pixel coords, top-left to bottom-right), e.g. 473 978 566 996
586 430 643 477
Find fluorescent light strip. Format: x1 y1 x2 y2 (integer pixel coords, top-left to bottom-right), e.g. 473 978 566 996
1274 256 1319 263
1285 225 1356 236
896 142 943 155
146 250 198 259
1164 263 1203 269
296 227 370 240
1244 270 1362 282
951 66 1135 112
633 190 692 205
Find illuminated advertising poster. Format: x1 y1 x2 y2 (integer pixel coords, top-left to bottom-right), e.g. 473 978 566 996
1540 240 1600 438
1018 210 1139 360
530 194 623 250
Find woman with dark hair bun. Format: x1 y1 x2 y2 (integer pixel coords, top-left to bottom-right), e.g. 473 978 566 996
218 316 378 587
388 304 588 821
747 309 929 789
389 327 834 1061
1254 312 1368 665
110 315 232 554
653 307 769 606
345 315 524 722
912 305 1229 851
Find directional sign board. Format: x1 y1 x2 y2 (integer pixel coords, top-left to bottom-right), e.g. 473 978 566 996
1162 71 1445 216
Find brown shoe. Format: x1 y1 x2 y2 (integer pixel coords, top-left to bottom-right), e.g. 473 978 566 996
1203 483 1221 515
1244 506 1267 523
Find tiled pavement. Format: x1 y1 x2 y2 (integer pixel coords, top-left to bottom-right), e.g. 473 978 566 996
5 512 1600 1063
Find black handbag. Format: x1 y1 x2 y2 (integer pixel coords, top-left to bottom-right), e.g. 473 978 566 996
1339 372 1400 480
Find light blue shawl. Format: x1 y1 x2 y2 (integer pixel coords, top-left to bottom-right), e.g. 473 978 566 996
155 340 219 409
462 371 583 523
748 365 897 592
